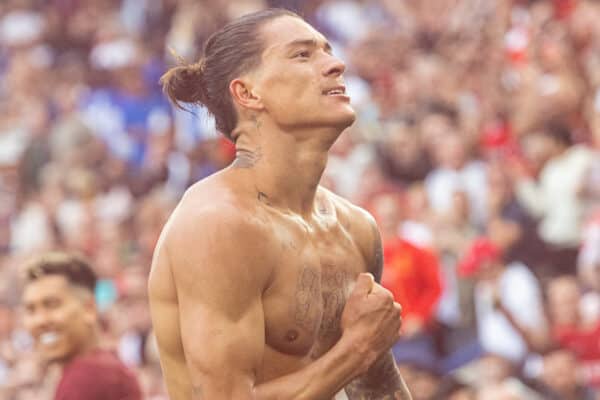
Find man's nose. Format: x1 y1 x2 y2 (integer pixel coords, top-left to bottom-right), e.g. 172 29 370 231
323 54 346 77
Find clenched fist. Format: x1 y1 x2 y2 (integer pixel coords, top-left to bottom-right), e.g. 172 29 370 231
340 273 403 374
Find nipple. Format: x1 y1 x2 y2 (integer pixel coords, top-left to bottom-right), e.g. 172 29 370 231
285 330 299 342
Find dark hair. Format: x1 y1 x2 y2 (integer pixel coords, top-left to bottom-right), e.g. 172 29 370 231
421 100 459 125
542 120 573 146
24 252 97 293
160 8 301 140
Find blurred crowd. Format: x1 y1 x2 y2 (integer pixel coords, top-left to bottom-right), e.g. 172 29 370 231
1 0 599 399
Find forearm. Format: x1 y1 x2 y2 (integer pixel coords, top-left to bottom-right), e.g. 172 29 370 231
345 352 412 400
254 337 364 400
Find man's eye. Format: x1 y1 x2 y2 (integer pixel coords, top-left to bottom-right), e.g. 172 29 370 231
295 51 310 58
45 298 62 309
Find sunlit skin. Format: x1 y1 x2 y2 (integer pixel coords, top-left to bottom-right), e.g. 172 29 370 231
230 17 355 146
149 15 411 400
245 17 355 132
226 16 357 214
22 275 98 364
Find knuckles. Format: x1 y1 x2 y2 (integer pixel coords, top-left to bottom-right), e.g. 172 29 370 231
393 302 402 313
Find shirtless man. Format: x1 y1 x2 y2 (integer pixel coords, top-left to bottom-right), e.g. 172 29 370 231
148 8 412 400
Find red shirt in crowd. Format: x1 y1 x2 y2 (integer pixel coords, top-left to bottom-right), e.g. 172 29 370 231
554 322 600 388
553 0 578 19
54 349 142 400
381 237 443 325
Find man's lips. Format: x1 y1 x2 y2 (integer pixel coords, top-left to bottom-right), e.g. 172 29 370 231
322 85 346 95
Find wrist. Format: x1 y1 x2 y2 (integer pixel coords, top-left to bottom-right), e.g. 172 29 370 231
338 330 375 377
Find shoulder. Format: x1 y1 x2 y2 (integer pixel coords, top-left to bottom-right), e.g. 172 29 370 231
166 175 273 247
58 351 141 399
500 263 543 308
502 262 540 289
569 144 594 159
319 187 382 278
503 262 536 281
320 186 377 236
159 176 276 286
65 350 135 377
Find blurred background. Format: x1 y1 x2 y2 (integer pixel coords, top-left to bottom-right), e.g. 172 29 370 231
1 0 600 399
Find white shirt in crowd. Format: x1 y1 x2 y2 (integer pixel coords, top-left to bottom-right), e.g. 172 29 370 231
516 145 594 247
425 160 488 227
476 262 546 363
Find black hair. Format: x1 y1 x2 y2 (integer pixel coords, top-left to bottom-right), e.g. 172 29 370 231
542 120 573 147
161 8 302 140
24 252 97 293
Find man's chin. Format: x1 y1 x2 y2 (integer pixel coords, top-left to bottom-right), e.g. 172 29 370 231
40 347 72 364
333 110 356 130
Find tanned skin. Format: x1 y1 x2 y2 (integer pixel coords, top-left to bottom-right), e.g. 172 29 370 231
148 15 412 400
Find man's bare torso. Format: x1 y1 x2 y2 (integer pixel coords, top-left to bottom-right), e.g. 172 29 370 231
148 168 374 398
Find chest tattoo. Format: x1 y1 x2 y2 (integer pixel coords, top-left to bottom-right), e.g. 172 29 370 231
293 267 321 330
319 268 348 339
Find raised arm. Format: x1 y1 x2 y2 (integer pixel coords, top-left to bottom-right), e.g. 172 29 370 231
345 217 412 400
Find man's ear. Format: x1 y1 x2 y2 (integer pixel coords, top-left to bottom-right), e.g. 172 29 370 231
230 78 264 111
83 297 98 326
75 289 98 325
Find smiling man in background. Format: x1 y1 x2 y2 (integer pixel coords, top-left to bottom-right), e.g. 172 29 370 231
21 252 142 400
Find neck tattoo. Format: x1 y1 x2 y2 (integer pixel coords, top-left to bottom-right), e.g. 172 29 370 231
233 147 262 169
252 114 262 130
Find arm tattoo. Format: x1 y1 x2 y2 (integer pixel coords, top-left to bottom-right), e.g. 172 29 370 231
371 222 384 283
345 222 412 399
345 353 411 400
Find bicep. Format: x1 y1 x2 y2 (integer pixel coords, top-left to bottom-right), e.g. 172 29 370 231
177 293 264 399
168 210 271 399
363 213 384 283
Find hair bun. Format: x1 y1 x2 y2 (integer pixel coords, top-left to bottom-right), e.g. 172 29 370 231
160 61 208 109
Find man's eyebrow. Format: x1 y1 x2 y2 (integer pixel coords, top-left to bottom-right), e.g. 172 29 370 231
284 38 332 53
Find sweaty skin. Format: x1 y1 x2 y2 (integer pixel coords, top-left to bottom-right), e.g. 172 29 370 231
148 14 411 400
149 175 407 400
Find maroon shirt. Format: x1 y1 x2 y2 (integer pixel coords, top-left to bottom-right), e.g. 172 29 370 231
54 349 142 400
